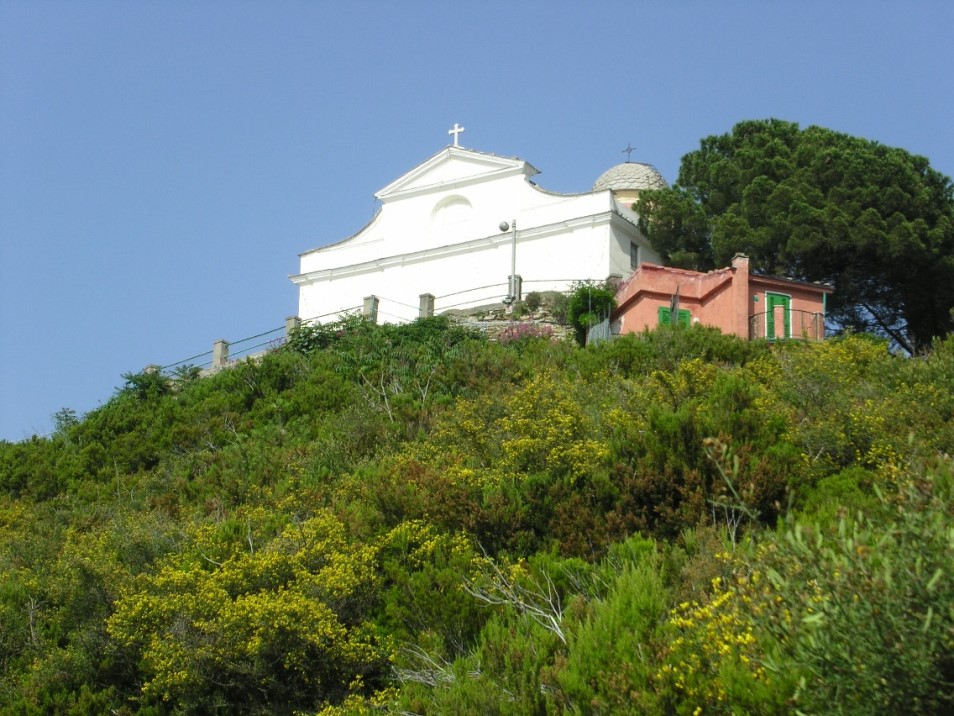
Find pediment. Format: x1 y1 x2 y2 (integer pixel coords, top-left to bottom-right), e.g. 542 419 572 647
375 147 538 202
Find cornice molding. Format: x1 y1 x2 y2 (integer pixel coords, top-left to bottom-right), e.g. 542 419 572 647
290 211 620 286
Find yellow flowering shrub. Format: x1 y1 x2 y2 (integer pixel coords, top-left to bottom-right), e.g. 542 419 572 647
374 520 488 655
107 508 389 712
658 565 786 714
650 358 720 408
407 372 609 484
315 686 400 715
495 373 609 480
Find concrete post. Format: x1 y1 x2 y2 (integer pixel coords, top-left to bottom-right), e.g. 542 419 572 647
419 293 435 318
285 315 302 340
363 295 379 323
144 364 161 374
508 275 523 303
212 339 229 370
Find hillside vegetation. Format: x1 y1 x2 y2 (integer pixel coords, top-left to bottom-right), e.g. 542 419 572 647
1 317 952 714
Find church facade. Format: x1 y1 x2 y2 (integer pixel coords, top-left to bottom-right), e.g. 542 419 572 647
291 130 666 324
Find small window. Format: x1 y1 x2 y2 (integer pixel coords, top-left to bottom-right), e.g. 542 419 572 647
658 306 691 327
630 242 640 270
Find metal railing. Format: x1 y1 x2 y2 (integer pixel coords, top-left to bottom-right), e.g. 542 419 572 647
586 312 613 345
749 310 825 341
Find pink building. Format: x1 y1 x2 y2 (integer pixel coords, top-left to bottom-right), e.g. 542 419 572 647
614 255 832 340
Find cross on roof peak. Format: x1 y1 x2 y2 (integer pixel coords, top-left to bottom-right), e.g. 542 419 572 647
448 123 465 147
622 143 636 162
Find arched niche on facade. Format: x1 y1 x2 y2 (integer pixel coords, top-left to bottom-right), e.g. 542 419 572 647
430 194 473 227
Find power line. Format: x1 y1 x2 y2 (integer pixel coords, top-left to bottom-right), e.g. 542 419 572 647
374 295 421 312
374 308 413 323
437 297 504 311
435 283 508 300
230 339 280 359
301 306 363 325
161 350 213 370
229 325 284 347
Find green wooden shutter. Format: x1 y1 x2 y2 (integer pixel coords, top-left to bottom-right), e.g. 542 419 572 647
677 309 692 327
658 306 672 325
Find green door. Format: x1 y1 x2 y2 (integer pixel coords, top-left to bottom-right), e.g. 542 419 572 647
765 293 791 339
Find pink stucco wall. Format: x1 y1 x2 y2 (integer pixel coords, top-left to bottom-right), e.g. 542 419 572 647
614 255 832 340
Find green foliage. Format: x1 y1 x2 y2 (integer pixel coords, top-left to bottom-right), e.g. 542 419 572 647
566 280 617 346
52 407 80 437
1 314 953 712
0 436 63 498
284 312 368 354
637 118 954 352
797 466 879 523
120 369 171 402
548 537 668 713
748 460 954 714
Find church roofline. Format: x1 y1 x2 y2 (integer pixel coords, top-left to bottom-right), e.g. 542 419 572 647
374 145 540 202
298 208 383 258
441 144 539 173
530 183 611 199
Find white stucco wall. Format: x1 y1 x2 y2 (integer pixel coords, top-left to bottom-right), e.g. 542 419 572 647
292 147 660 324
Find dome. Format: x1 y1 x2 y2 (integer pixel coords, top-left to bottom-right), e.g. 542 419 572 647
592 162 668 192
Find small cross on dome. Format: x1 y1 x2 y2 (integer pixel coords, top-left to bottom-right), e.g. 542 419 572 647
448 123 465 147
622 143 636 162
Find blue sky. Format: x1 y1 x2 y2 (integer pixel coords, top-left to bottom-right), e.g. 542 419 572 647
2 1 952 441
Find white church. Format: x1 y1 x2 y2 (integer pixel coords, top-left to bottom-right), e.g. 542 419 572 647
291 125 667 324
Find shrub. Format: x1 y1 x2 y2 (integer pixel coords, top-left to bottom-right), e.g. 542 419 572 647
549 291 570 325
796 470 951 713
731 459 954 715
566 280 617 346
284 313 367 355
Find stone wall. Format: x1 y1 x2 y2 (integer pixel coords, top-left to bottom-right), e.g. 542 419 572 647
442 290 572 341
